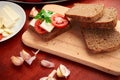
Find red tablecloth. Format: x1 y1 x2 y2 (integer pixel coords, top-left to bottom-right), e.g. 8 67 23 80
0 0 120 80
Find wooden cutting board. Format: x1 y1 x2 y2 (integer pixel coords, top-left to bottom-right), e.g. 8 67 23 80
22 21 120 76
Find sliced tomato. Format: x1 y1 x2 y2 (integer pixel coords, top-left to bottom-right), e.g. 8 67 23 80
51 14 68 28
34 19 47 34
0 34 3 40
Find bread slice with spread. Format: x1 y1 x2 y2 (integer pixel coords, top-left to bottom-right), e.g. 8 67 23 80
29 4 71 41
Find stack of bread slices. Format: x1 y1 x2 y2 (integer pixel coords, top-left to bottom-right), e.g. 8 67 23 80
66 3 120 53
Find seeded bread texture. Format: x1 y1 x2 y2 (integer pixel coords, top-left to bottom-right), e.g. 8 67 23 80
65 4 104 22
81 21 120 53
80 7 117 29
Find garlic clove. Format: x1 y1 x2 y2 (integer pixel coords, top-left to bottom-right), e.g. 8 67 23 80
40 77 56 80
11 56 24 66
25 56 36 65
57 64 70 78
39 70 56 80
40 60 55 68
29 7 38 18
56 67 63 77
39 77 48 80
48 70 56 78
47 77 56 80
20 50 31 60
60 64 70 78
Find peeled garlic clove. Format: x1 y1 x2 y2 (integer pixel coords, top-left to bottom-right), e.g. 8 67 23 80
57 64 70 78
56 67 63 77
20 50 31 60
11 56 24 66
40 60 55 68
25 56 36 65
29 7 38 18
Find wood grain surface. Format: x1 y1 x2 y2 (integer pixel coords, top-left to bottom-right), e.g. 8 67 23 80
22 17 120 76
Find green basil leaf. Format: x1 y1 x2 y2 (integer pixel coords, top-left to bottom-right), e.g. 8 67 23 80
34 9 53 23
45 17 51 23
34 9 45 19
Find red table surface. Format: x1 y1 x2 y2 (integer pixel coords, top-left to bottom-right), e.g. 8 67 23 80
0 0 120 80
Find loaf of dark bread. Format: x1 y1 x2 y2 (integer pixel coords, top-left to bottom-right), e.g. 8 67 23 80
65 3 120 53
65 4 104 22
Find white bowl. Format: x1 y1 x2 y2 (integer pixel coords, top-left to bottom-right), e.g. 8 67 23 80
0 1 26 42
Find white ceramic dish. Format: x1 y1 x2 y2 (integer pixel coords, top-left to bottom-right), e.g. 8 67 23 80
0 1 26 42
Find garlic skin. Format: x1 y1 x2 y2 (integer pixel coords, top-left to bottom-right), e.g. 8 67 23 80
40 60 55 68
25 56 36 65
48 70 57 78
39 70 56 80
20 50 31 60
40 77 56 80
39 77 48 80
57 64 70 78
20 49 36 65
11 56 24 66
11 49 37 66
32 49 40 55
29 7 38 18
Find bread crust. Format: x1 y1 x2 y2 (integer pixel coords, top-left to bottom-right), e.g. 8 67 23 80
80 7 118 29
65 4 104 22
29 24 71 41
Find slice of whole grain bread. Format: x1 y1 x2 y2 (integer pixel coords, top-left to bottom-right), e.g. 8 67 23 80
65 4 104 22
80 7 117 29
29 4 71 41
81 21 120 53
29 24 71 41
